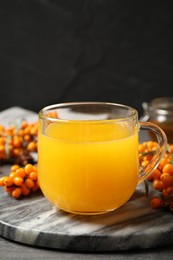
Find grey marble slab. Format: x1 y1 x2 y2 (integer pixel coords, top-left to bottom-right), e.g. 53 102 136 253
0 170 173 252
0 107 173 252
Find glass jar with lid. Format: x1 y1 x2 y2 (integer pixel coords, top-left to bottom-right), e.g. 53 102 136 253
141 97 173 144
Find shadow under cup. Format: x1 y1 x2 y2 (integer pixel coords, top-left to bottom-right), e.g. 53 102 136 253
38 102 167 215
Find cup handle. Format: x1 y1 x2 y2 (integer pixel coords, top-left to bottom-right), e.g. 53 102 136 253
138 121 167 185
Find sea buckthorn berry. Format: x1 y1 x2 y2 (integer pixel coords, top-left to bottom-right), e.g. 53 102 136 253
1 176 9 186
12 138 22 148
159 158 171 170
162 163 173 175
16 168 25 178
147 141 155 151
21 184 30 196
0 177 6 186
11 164 20 172
160 173 173 187
141 160 149 168
12 187 22 199
4 177 14 187
32 165 37 172
24 134 31 142
30 126 38 135
27 141 36 151
151 168 161 180
29 171 38 181
144 154 153 161
21 121 28 129
13 148 20 156
24 126 31 135
9 171 18 178
150 197 164 209
138 144 146 153
24 164 34 175
18 129 24 136
14 176 24 186
25 178 35 189
153 179 165 191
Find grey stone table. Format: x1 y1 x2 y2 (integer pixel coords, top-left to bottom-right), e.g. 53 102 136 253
1 107 173 259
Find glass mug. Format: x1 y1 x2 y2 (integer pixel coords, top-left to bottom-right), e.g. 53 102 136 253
38 102 167 215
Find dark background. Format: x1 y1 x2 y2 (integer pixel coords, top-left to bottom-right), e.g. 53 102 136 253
0 0 173 116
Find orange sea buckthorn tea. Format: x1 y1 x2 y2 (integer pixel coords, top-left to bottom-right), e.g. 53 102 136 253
38 102 167 215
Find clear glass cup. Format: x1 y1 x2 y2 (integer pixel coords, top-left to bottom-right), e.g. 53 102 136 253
38 102 167 215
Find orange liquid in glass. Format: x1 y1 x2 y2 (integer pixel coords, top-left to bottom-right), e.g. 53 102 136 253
38 121 139 214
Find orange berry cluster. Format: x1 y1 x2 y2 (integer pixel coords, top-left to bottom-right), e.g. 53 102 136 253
139 141 173 212
0 121 38 165
0 164 39 199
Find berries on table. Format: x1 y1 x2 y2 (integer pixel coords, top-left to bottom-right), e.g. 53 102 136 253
0 120 38 166
139 142 173 213
0 163 39 199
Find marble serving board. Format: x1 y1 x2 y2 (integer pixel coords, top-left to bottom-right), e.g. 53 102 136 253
0 107 173 252
0 171 173 252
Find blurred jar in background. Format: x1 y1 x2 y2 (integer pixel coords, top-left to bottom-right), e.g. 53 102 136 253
141 97 173 144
